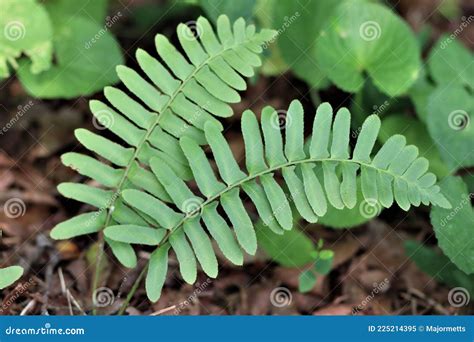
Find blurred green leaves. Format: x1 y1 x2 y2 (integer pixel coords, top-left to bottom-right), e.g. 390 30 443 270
199 0 256 23
430 176 474 275
0 0 53 78
273 0 338 88
18 15 123 99
257 223 317 267
1 0 123 98
427 86 473 170
406 240 474 296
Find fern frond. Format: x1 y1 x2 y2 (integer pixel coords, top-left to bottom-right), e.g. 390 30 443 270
50 15 276 267
102 100 450 301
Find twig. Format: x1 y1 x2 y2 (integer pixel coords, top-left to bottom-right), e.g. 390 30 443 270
150 305 177 316
20 300 36 315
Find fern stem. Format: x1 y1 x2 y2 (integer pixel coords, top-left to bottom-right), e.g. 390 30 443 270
117 264 148 316
91 238 105 315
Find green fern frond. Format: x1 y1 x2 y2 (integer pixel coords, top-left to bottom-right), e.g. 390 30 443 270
50 15 276 268
100 100 450 302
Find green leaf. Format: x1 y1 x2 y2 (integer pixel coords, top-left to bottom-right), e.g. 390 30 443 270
430 176 474 274
313 250 334 275
146 245 170 302
298 270 317 293
319 178 375 229
199 0 256 23
428 36 473 91
315 0 420 96
221 188 257 255
104 225 167 245
257 223 316 267
274 0 339 87
409 70 436 123
0 266 24 290
44 0 109 25
106 238 137 269
18 16 123 98
183 217 218 278
51 211 106 239
0 0 53 78
427 86 474 170
405 240 474 296
169 229 197 284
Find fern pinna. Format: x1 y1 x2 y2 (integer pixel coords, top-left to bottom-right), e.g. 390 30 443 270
50 16 450 303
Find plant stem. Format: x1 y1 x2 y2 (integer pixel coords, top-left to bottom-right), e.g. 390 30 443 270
91 235 105 316
118 264 148 316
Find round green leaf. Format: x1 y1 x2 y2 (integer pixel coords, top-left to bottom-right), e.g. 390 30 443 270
18 16 123 98
428 35 473 91
315 0 420 96
427 86 474 170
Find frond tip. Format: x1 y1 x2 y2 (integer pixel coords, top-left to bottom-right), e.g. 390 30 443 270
101 100 450 302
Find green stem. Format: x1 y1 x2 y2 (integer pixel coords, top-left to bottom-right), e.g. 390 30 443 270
118 264 148 316
156 156 424 249
91 237 105 315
